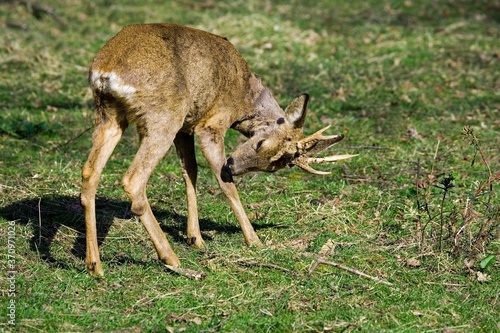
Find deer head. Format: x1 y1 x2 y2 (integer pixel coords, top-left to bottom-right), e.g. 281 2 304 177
221 94 355 182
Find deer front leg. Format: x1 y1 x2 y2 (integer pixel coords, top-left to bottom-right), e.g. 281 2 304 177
196 127 262 246
174 132 205 248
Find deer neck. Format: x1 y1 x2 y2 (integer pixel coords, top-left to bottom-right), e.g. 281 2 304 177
232 74 285 137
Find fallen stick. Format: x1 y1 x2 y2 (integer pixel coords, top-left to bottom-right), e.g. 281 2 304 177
309 258 393 287
165 265 207 281
236 259 292 274
22 1 68 28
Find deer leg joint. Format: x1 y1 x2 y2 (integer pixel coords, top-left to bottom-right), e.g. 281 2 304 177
130 200 147 216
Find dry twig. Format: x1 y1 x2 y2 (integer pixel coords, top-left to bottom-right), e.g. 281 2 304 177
309 258 394 287
164 265 207 280
236 259 292 274
47 126 93 152
22 1 68 28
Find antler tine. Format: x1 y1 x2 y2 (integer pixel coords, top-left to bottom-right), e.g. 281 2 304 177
291 154 357 175
297 125 345 154
308 125 335 139
305 154 358 164
293 160 331 175
312 124 331 136
293 125 356 175
307 125 344 140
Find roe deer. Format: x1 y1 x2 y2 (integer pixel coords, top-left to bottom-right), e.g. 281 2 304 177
81 23 354 276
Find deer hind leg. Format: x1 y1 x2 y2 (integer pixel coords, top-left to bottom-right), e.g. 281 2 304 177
174 132 205 248
121 121 182 268
196 126 262 246
81 109 126 276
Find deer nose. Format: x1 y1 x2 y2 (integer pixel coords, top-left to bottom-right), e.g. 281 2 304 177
221 157 234 183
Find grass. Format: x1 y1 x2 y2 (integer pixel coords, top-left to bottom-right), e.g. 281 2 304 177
1 0 499 332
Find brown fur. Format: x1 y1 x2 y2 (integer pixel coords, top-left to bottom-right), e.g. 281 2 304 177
81 24 347 275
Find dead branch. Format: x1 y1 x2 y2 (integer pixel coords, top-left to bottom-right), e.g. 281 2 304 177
6 22 29 30
47 126 93 152
309 258 394 287
21 1 68 28
236 259 292 274
164 265 207 281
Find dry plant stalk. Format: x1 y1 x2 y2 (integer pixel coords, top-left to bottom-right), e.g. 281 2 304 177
309 258 394 287
454 127 498 257
416 140 441 249
165 265 207 281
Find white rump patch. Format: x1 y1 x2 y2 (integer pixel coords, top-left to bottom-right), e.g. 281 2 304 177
90 71 137 99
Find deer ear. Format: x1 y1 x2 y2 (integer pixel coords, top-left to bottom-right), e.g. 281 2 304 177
284 94 309 129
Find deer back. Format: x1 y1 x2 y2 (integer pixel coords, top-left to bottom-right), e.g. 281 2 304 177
89 23 271 134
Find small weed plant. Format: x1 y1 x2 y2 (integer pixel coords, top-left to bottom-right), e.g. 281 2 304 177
416 126 499 272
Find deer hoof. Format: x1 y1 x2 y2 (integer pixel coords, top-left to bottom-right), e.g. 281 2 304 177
247 238 263 247
87 261 104 276
188 236 207 249
161 256 181 268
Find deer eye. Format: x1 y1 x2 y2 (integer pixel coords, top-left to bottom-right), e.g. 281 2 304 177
255 139 265 151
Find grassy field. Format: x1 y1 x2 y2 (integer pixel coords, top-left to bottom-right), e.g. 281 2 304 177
1 0 499 332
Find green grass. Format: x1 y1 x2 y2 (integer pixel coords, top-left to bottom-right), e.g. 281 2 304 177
1 0 499 332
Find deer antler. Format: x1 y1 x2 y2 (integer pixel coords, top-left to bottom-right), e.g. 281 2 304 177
291 154 357 175
292 125 356 174
296 125 341 154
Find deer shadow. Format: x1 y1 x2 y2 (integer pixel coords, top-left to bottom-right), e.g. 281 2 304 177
0 194 277 269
